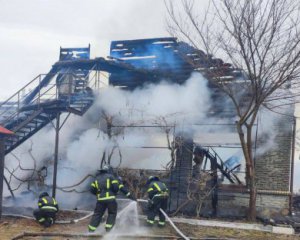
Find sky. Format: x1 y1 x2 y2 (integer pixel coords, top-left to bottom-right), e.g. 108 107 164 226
0 0 174 99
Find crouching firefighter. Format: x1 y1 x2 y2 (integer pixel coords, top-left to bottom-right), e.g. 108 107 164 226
33 192 59 227
88 165 136 232
146 176 169 227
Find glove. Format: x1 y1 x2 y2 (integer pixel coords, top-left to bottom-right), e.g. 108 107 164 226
147 199 154 209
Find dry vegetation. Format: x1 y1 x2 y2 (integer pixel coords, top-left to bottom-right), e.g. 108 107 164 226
1 216 300 239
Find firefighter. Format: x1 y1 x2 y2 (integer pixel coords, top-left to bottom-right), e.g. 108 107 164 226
88 165 136 232
117 176 133 198
146 176 169 227
33 192 59 227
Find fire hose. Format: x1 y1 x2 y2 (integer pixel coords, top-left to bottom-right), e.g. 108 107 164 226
2 210 93 224
137 199 190 240
4 200 190 239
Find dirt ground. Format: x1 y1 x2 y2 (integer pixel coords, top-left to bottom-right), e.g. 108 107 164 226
1 216 300 240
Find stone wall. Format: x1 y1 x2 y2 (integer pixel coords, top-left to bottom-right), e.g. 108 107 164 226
255 114 293 191
200 190 290 218
211 113 295 217
169 135 194 212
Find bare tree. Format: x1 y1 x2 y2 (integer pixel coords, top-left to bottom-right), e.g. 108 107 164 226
153 115 177 170
7 149 94 195
171 171 214 217
98 110 125 168
166 0 300 220
5 142 48 194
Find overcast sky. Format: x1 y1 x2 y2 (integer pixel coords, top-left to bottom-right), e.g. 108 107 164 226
0 0 174 99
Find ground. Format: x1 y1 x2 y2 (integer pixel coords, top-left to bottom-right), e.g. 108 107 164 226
1 215 300 240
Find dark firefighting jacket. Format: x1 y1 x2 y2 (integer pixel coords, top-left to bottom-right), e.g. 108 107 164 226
147 180 169 200
90 173 130 201
38 196 59 212
118 178 131 197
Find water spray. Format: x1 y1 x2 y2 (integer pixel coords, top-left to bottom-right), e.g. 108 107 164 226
137 199 190 240
5 199 190 239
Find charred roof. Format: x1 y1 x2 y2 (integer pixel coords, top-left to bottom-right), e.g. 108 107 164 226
109 37 245 88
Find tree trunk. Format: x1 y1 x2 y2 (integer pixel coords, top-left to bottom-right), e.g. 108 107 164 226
246 124 256 220
236 123 257 220
248 171 257 220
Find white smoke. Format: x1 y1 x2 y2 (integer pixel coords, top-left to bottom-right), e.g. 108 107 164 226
255 104 293 156
59 72 211 171
4 72 213 207
95 72 210 124
4 70 295 205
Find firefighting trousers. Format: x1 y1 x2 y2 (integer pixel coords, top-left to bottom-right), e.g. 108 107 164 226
33 208 56 227
147 197 168 225
89 200 117 231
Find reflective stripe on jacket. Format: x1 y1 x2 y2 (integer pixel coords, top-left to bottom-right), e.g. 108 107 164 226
147 181 169 200
119 182 130 196
90 173 120 201
38 196 58 212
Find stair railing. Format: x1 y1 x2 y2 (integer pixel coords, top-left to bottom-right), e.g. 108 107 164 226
0 64 101 128
206 146 243 184
66 65 98 111
0 74 47 125
0 70 70 126
83 64 98 89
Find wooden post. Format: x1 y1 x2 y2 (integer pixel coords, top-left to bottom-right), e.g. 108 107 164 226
52 113 60 198
0 137 5 219
289 117 296 215
0 126 13 220
211 155 218 217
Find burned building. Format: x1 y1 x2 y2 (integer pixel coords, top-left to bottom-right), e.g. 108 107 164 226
0 37 295 219
109 37 294 218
